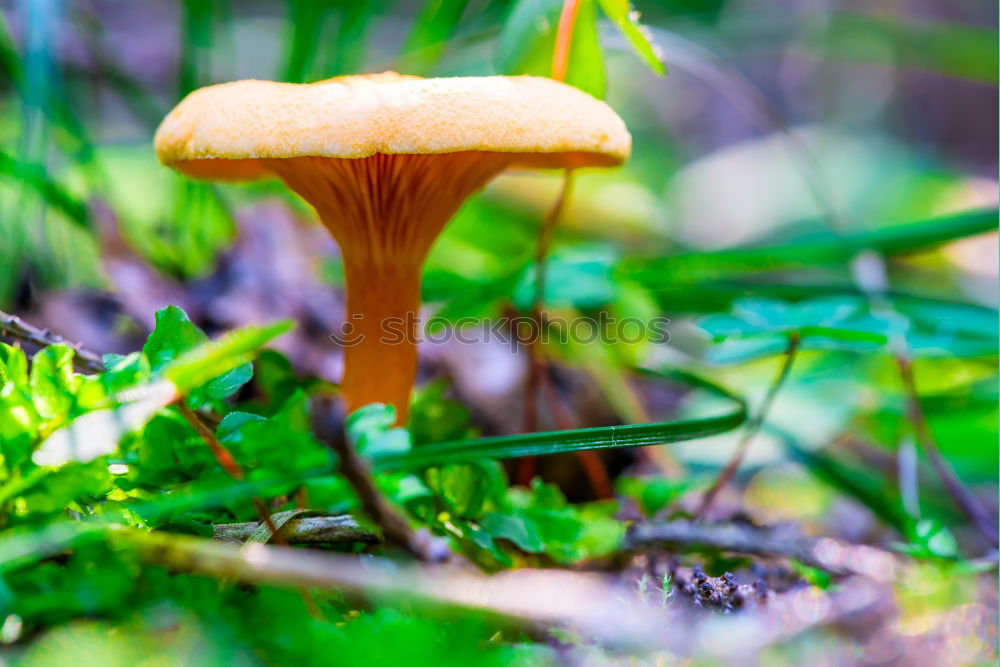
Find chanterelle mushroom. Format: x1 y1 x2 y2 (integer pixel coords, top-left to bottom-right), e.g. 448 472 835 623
155 72 630 422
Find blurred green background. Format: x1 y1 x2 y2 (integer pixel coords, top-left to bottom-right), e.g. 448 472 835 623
1 0 995 473
0 0 997 663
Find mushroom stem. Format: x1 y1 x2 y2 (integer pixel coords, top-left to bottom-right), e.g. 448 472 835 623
265 153 511 424
339 256 423 422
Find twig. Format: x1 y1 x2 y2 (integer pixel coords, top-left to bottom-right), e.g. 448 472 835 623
626 519 901 579
696 333 800 517
0 309 104 373
897 355 999 547
178 403 246 480
213 513 379 545
113 524 664 649
311 396 458 564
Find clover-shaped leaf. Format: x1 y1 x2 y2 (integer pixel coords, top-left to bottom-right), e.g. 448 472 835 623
699 295 996 364
699 296 903 363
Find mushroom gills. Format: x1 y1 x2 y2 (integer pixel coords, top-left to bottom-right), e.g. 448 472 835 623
261 152 512 422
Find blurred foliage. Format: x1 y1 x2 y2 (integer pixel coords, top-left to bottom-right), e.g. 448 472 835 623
0 0 997 664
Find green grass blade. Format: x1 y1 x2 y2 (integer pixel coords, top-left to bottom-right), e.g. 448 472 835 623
625 208 998 286
0 150 92 231
374 368 746 469
402 0 472 73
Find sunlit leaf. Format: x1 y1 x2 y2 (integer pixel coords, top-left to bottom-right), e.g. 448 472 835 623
595 0 666 74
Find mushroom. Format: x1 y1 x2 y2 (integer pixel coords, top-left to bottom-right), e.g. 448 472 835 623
155 72 630 422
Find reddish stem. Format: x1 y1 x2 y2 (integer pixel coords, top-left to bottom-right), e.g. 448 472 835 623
552 0 582 82
897 356 998 547
539 364 613 499
696 333 800 518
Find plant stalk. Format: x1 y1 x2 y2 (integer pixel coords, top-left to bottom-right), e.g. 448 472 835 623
696 332 800 517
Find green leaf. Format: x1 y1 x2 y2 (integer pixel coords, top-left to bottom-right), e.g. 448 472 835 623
0 521 103 575
900 519 960 560
374 366 745 469
163 319 294 393
0 150 93 231
480 513 544 553
408 380 476 445
616 476 700 516
100 352 152 395
699 295 996 363
32 318 291 469
220 392 332 476
20 461 112 516
512 246 618 310
217 411 266 441
595 0 666 74
141 306 207 372
478 481 623 563
282 0 327 82
0 344 40 463
204 362 253 400
347 404 412 458
423 462 502 518
0 343 29 389
498 0 606 99
29 345 81 422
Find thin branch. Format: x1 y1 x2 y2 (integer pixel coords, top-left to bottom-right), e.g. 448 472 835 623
178 403 246 480
213 513 379 545
696 332 800 517
897 355 998 547
0 309 104 373
113 525 664 649
627 519 901 579
311 396 459 564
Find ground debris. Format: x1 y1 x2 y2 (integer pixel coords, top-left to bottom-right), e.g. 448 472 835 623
675 564 768 612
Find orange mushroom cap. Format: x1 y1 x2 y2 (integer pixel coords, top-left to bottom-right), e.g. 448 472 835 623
154 72 630 178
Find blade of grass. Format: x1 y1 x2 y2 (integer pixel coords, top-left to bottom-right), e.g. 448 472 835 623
0 150 92 232
624 208 999 286
618 208 998 286
401 0 472 73
376 367 746 469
